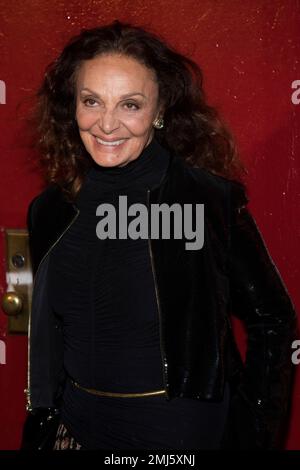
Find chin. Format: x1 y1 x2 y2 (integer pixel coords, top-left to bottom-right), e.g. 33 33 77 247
91 153 128 168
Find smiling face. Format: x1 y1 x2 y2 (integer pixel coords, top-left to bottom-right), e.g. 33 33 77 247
75 54 163 168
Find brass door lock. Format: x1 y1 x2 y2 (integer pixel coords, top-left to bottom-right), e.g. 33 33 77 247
1 229 32 334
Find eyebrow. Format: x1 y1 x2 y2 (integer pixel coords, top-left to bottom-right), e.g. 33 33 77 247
80 88 146 99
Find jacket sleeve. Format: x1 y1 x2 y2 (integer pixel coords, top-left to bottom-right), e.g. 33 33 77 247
21 194 61 450
225 181 298 449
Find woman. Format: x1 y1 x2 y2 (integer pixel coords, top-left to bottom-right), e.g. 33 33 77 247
21 20 297 450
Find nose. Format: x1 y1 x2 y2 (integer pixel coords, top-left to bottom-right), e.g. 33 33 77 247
97 109 120 134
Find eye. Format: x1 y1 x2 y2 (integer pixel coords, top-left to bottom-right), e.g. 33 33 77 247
123 102 140 110
83 98 97 107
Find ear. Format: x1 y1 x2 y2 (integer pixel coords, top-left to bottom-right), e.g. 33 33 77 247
155 109 164 121
158 102 165 117
156 97 165 118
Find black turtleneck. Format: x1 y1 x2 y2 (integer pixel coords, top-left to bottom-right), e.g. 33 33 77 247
48 136 170 391
47 137 230 450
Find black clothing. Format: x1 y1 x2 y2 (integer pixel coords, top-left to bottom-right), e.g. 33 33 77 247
47 138 230 449
60 379 230 449
47 138 169 394
24 137 297 449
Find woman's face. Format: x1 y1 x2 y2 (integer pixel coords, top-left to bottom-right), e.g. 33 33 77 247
75 53 162 168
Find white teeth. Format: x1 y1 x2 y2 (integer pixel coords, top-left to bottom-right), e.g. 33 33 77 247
95 137 126 146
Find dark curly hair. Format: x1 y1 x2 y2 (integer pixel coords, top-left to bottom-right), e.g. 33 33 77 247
27 20 246 201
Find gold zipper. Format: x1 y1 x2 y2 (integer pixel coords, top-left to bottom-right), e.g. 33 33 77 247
25 205 80 411
147 189 169 400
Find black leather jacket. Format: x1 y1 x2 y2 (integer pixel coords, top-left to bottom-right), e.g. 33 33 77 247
24 146 297 449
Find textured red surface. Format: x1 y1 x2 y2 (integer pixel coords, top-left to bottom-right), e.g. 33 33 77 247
0 0 299 449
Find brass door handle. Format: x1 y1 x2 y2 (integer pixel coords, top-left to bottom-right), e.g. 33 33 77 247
2 229 33 333
1 291 23 316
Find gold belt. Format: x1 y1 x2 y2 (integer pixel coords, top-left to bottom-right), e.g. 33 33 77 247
72 381 166 398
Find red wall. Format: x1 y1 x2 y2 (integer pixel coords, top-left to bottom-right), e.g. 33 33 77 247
0 0 299 449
